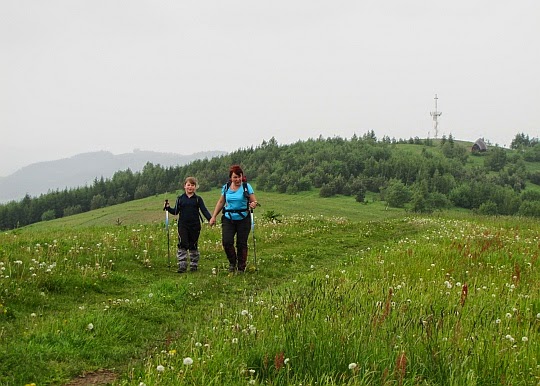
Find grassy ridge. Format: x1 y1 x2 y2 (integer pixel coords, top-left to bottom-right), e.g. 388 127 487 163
1 191 539 385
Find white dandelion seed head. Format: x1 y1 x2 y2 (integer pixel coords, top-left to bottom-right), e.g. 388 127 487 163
284 358 290 364
156 365 165 372
495 319 501 324
505 313 512 319
87 323 94 330
522 336 528 342
349 362 357 370
183 357 194 366
241 310 249 316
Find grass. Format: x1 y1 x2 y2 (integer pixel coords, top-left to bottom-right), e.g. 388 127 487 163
1 190 539 385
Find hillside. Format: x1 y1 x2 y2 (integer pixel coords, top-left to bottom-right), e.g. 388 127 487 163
0 149 226 203
3 133 540 231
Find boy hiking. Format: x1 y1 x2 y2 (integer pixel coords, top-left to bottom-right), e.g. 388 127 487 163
164 177 212 273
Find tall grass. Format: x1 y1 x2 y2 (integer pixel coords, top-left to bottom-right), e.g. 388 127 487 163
1 191 539 385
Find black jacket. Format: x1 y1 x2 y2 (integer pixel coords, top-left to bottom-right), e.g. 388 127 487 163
166 193 211 226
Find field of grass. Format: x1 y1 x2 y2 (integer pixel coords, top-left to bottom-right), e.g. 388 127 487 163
1 190 539 385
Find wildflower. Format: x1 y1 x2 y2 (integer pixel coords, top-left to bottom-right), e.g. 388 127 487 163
156 364 165 372
537 313 540 319
522 337 528 342
232 338 238 344
139 383 146 386
348 362 357 370
87 323 94 331
195 342 202 347
30 313 37 318
495 319 501 324
284 358 290 365
241 310 249 316
183 357 194 366
505 313 512 319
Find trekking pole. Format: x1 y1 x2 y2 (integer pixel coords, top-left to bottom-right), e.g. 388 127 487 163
164 199 170 271
250 208 257 270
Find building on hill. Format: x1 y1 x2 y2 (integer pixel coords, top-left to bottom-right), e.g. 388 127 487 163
472 138 488 152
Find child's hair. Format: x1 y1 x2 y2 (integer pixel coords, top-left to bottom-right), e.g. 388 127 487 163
184 176 198 188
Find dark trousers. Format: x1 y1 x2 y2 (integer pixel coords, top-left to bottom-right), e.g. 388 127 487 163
178 223 201 251
177 223 201 271
221 215 251 271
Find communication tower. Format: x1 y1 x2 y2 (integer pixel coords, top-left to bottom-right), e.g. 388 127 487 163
430 94 442 138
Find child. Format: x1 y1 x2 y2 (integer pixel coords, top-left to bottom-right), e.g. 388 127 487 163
164 177 212 273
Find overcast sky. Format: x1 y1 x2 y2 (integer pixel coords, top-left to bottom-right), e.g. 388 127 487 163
1 1 539 176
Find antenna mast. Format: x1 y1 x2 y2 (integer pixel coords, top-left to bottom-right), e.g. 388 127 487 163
430 94 442 138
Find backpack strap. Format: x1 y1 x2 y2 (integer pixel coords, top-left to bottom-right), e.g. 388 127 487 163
195 195 204 223
222 181 250 218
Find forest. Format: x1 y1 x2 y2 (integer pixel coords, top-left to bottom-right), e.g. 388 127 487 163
1 131 540 231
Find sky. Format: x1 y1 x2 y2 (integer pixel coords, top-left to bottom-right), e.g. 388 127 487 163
1 1 539 177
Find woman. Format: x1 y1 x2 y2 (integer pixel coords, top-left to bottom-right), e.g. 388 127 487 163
209 165 258 272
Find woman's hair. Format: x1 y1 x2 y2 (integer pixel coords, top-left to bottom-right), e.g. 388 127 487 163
229 165 247 182
184 176 198 187
229 165 243 178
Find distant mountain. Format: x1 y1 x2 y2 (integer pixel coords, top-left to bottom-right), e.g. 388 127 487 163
0 149 226 203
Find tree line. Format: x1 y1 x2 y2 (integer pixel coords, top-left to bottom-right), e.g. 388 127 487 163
1 132 540 230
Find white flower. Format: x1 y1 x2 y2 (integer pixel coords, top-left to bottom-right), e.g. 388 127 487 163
183 357 194 366
87 323 94 330
348 362 357 370
232 338 238 344
241 310 249 316
505 313 512 319
30 313 37 318
284 358 290 364
522 336 528 342
139 383 146 386
537 313 540 319
495 319 501 324
156 365 165 372
195 342 202 347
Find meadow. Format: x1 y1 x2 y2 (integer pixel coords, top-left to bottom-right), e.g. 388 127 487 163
1 189 539 385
